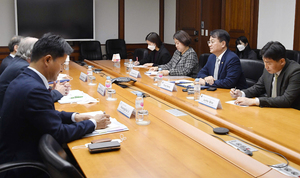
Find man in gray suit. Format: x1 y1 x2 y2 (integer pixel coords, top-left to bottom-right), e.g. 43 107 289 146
230 41 300 110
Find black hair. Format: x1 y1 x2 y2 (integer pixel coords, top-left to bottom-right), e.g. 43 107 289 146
173 30 191 46
145 32 162 48
31 33 73 62
260 41 286 61
235 36 252 58
8 36 23 52
210 29 230 47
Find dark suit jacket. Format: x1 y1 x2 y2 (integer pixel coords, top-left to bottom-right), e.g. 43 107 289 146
0 57 63 108
197 49 247 89
243 59 300 109
138 44 171 66
0 55 14 75
0 68 95 177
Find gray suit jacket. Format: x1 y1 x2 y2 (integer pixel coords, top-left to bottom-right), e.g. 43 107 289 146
243 59 300 109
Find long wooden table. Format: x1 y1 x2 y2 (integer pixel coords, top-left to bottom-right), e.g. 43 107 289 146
59 61 296 177
85 60 300 164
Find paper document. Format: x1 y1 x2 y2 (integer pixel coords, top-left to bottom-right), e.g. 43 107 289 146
225 100 248 107
166 109 187 117
133 65 147 68
144 71 158 76
58 90 98 104
82 111 129 137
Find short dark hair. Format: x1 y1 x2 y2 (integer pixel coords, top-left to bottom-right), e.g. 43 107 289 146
260 41 286 61
173 30 191 46
8 36 23 52
210 29 230 47
145 32 162 48
31 33 73 63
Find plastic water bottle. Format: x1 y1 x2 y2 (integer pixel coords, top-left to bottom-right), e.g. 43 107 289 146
194 78 201 101
128 59 133 72
87 66 93 84
105 76 112 89
157 68 163 87
64 55 70 70
135 92 144 121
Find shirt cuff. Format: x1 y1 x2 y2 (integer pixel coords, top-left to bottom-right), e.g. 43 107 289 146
71 113 77 122
241 91 246 97
89 119 97 130
255 98 260 105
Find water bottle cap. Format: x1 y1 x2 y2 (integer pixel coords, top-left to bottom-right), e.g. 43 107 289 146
158 68 162 71
106 76 111 80
88 66 92 69
195 78 199 82
137 92 143 97
129 59 132 62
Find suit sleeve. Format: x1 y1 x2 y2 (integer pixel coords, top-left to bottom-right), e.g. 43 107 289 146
257 69 300 108
212 56 244 88
25 87 95 144
243 73 267 97
50 89 63 102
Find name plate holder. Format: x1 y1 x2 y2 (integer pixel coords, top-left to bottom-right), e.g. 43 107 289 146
199 94 222 109
79 72 87 82
160 80 177 92
97 83 106 96
117 101 135 118
129 69 141 78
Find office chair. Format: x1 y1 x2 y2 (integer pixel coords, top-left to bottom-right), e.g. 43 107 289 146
252 49 262 60
286 50 300 63
198 53 210 69
133 48 148 61
39 134 84 178
80 41 103 60
0 161 49 177
240 59 264 87
105 39 128 59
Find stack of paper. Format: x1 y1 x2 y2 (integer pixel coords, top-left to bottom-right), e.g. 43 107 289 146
58 90 98 104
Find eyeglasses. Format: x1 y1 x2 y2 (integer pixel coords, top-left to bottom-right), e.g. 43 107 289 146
207 40 216 45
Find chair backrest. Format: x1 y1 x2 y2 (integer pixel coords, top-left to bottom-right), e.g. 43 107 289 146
199 53 210 69
80 41 102 60
39 134 84 178
240 59 264 88
286 50 300 63
105 39 127 59
133 48 148 61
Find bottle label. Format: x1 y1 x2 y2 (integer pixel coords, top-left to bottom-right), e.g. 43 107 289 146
87 70 93 75
159 74 163 78
135 100 144 108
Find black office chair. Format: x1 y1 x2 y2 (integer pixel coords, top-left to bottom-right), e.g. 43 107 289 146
252 49 262 60
0 161 49 177
286 50 300 63
133 48 148 61
105 39 128 59
198 53 210 69
39 134 84 178
240 59 264 88
80 41 103 60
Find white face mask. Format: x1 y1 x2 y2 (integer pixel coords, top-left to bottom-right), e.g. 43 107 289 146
237 44 246 51
147 45 156 51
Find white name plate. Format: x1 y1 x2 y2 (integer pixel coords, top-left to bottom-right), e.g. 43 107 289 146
160 80 177 92
199 94 222 109
129 69 141 78
117 101 135 118
97 83 106 96
79 72 87 82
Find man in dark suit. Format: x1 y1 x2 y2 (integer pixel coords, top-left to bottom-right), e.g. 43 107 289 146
0 37 68 108
197 29 247 89
0 33 111 178
231 41 300 110
0 36 23 75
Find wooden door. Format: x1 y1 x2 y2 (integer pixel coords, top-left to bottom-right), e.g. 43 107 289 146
222 0 259 51
176 0 222 56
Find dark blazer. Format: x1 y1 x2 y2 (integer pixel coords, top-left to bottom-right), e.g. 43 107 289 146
0 68 95 177
0 55 14 75
243 59 300 109
238 50 257 60
138 44 171 66
197 49 247 89
0 57 63 108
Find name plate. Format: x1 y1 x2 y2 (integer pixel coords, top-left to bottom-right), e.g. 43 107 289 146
199 94 222 109
160 80 177 92
129 69 141 78
117 101 135 118
97 83 106 96
79 72 87 82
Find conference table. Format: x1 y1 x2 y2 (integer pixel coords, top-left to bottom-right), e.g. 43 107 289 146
57 61 300 177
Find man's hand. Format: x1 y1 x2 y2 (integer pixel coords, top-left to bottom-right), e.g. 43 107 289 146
143 63 153 67
53 81 71 96
149 67 158 71
134 61 140 65
230 88 242 99
234 97 257 106
94 114 111 129
74 114 94 122
199 78 206 85
161 70 170 76
204 76 215 85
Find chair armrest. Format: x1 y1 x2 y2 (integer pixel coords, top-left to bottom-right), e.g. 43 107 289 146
0 161 49 176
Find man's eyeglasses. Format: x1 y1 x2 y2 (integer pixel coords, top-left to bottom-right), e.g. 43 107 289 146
207 40 216 45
